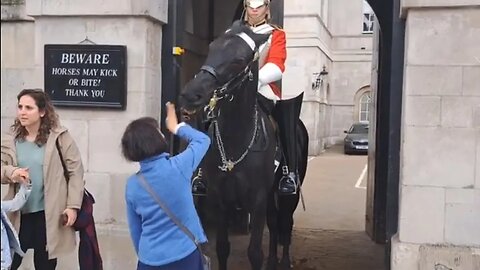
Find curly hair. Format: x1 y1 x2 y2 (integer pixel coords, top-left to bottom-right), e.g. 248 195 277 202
12 89 59 146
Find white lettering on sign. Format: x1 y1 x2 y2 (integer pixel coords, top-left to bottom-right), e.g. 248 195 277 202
65 89 89 97
61 53 110 65
52 68 81 76
99 69 118 77
82 68 99 76
80 79 101 87
68 78 79 86
91 90 105 98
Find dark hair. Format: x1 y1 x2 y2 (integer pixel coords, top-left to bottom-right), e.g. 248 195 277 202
121 117 169 162
13 89 59 146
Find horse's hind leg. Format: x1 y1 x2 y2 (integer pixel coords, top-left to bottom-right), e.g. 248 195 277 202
266 193 278 270
216 210 230 270
248 201 267 270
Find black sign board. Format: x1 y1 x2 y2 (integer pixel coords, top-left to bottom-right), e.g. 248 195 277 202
44 44 127 109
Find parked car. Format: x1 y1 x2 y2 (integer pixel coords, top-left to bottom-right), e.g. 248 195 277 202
344 122 369 154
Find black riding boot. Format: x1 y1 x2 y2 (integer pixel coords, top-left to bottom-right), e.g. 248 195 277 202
192 168 207 196
274 93 303 195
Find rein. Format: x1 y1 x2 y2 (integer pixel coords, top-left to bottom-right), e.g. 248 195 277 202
201 63 254 121
191 30 261 172
214 104 258 172
200 61 258 172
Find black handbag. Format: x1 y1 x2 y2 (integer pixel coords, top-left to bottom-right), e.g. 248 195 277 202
137 173 211 270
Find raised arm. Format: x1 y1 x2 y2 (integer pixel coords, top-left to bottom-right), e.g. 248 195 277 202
164 102 211 181
171 123 211 179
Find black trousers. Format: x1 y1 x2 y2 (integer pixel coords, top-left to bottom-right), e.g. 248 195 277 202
11 211 57 270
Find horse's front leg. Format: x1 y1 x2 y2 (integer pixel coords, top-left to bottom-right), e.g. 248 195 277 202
280 244 292 270
248 197 267 270
266 192 278 270
216 208 230 270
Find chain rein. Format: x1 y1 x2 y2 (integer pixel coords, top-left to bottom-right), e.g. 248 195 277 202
213 105 258 172
201 60 257 172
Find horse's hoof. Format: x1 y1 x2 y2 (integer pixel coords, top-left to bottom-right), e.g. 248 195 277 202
266 257 278 270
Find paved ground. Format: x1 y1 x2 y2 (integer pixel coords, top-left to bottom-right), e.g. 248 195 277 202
17 145 385 270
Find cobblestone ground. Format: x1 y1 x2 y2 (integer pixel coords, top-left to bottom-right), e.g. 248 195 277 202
17 228 384 270
17 145 385 270
204 228 385 270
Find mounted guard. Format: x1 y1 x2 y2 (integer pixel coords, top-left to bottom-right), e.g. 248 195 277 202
192 0 304 196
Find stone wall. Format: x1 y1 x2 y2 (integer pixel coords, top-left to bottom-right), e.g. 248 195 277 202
1 0 168 229
284 0 373 154
392 3 480 269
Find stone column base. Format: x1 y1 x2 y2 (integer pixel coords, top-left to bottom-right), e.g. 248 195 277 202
391 235 480 270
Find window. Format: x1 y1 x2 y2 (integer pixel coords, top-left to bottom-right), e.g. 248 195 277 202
348 124 369 134
359 91 371 122
363 1 375 34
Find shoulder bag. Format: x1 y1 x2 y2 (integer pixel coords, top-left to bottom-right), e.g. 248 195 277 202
55 137 94 230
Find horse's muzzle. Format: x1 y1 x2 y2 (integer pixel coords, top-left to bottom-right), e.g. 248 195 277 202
180 107 197 121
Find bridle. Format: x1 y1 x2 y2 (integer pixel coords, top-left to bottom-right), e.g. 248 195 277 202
199 31 260 121
196 31 261 172
200 61 255 121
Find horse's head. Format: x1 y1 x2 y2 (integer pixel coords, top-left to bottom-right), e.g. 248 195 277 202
179 20 269 117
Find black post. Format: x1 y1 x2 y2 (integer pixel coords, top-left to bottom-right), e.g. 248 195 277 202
367 0 405 268
161 0 185 154
383 0 405 268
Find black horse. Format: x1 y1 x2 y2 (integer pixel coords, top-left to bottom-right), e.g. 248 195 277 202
179 21 309 270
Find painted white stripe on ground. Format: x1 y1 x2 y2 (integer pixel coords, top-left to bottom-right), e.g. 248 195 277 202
308 157 316 162
355 164 368 189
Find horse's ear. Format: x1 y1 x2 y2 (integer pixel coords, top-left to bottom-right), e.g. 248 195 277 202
229 20 248 34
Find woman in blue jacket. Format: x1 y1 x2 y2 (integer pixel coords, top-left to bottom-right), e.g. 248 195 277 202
121 102 210 270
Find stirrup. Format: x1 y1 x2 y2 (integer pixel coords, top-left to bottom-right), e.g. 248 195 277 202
278 171 298 196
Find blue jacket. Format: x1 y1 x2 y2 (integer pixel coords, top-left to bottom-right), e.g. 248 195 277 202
1 184 31 270
125 123 210 266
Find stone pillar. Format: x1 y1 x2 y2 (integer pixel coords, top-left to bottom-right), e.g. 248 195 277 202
392 2 480 269
21 0 166 229
284 0 331 155
1 0 35 131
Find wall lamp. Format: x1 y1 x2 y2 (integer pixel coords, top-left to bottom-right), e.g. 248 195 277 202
312 65 329 90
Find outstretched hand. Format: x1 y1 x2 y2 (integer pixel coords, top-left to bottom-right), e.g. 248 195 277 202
165 102 179 134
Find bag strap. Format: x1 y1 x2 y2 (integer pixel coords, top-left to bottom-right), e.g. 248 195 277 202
55 137 69 181
136 173 207 260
